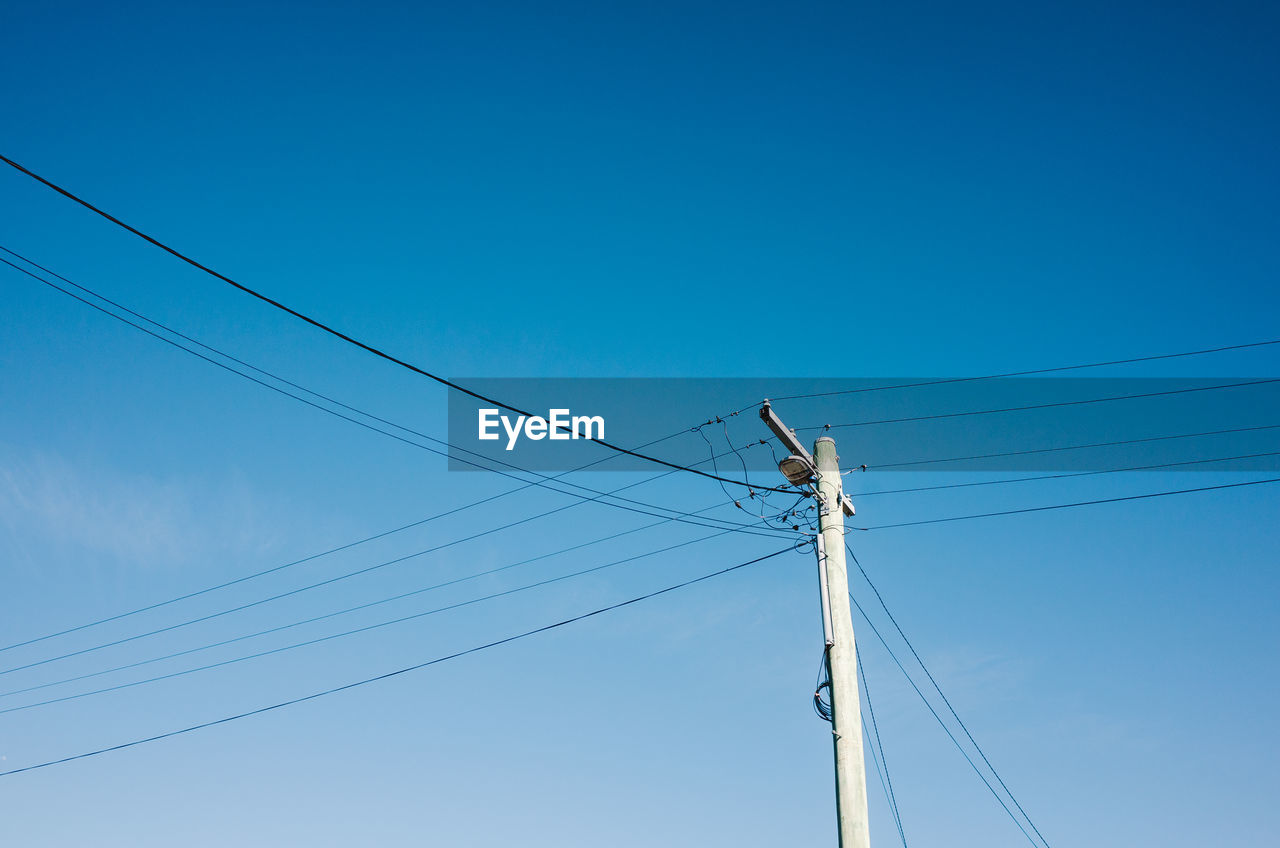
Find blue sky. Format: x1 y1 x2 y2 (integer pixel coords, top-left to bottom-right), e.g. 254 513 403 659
1 1 1278 845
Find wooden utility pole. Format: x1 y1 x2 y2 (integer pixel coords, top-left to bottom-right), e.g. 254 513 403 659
761 402 870 848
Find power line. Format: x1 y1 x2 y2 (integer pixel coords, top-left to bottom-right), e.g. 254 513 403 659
797 378 1280 432
0 242 679 486
0 252 790 541
848 545 1050 847
2 529 739 715
695 421 811 532
0 544 795 778
845 590 1042 846
854 450 1280 498
857 477 1280 530
0 253 793 657
0 483 509 655
0 435 781 675
0 458 702 656
858 654 907 848
860 720 899 847
868 423 1280 470
0 155 791 493
0 484 775 678
752 339 1280 407
0 502 734 702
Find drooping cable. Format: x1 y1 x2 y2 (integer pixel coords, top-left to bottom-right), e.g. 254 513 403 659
861 719 901 848
0 486 770 678
847 547 1051 848
0 252 794 536
0 502 736 702
2 528 741 715
0 155 790 493
845 589 1043 847
0 252 794 659
813 648 834 722
859 653 908 848
0 544 795 778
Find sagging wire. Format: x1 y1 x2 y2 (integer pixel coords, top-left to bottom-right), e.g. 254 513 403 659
791 533 833 723
862 718 898 846
846 586 1043 847
860 652 908 847
761 492 816 532
695 420 813 535
753 428 822 531
695 423 762 507
720 416 755 486
759 434 786 468
718 417 824 534
693 403 831 534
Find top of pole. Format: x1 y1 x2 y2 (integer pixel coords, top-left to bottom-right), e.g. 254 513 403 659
813 437 855 517
760 400 815 464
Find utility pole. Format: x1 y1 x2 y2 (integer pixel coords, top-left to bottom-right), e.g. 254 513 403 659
761 402 870 848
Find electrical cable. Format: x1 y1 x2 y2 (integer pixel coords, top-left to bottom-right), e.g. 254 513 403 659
854 450 1280 498
741 338 1280 408
796 378 1280 432
0 451 778 675
813 648 833 722
694 424 796 533
0 242 689 485
0 544 794 778
695 424 753 505
849 545 1047 846
1 528 739 715
856 477 1280 530
719 417 757 490
859 653 908 848
0 252 794 658
0 483 775 678
868 423 1280 470
0 252 792 538
0 155 792 493
845 589 1043 847
0 501 737 702
862 719 896 844
0 446 747 657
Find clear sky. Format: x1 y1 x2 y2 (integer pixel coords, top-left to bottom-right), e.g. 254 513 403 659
1 1 1278 846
